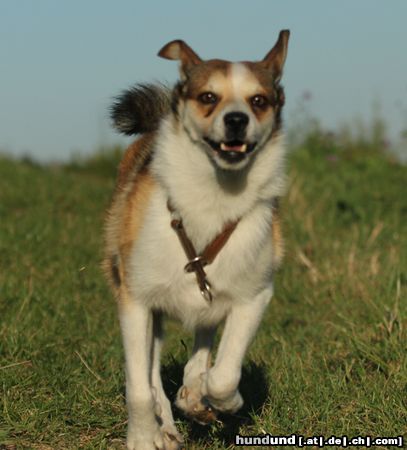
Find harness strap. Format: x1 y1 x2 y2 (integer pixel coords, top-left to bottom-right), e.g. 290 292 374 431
168 201 239 303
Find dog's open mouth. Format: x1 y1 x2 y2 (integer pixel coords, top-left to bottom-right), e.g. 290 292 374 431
204 138 256 164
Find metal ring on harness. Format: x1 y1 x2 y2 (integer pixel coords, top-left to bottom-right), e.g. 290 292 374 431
200 278 213 303
184 256 207 273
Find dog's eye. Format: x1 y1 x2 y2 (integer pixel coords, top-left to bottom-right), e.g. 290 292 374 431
251 95 269 109
198 92 218 105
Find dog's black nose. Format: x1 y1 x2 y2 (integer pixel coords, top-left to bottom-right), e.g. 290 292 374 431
224 112 249 131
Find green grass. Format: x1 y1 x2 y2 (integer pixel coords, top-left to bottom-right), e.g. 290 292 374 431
0 138 406 449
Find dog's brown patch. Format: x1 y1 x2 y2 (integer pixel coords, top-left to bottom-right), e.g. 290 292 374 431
117 132 155 187
271 198 284 269
241 61 285 123
119 168 155 262
183 60 230 98
103 134 156 293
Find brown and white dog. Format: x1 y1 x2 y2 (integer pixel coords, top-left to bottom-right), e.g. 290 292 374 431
104 30 290 450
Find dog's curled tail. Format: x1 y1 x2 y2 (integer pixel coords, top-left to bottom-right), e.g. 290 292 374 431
110 83 171 135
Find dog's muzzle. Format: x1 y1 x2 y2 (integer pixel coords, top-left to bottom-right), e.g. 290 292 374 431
204 137 257 164
205 111 257 164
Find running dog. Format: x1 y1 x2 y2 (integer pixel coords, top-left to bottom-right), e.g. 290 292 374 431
104 30 290 450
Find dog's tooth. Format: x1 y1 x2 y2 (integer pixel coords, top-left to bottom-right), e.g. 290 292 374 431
220 142 247 152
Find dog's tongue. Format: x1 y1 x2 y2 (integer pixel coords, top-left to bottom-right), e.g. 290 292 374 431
220 142 247 152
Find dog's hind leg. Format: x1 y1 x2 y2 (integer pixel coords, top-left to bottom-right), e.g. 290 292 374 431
119 291 170 450
175 326 218 424
201 286 273 414
151 312 184 449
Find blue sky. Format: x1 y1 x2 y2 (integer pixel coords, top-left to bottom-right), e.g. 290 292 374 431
1 0 406 160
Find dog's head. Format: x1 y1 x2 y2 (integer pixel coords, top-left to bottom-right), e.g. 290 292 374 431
158 30 289 170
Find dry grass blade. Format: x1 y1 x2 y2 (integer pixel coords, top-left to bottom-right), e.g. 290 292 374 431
0 360 32 370
297 248 321 283
367 222 384 246
75 351 103 382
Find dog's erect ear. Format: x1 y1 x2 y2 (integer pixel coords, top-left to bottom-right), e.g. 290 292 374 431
158 40 202 77
262 30 290 81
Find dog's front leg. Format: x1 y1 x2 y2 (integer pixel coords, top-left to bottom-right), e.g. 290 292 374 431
202 286 273 414
119 294 165 450
175 326 217 424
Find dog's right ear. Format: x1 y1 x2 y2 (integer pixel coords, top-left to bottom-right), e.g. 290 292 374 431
158 40 202 78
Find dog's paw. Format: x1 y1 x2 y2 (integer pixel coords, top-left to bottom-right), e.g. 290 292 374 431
126 433 181 450
200 372 244 414
127 422 183 450
161 425 184 450
175 385 218 425
151 389 184 448
203 389 243 414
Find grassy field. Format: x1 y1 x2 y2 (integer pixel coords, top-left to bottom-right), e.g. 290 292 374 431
0 133 406 449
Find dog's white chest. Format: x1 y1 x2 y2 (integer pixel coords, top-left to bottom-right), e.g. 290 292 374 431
127 187 274 328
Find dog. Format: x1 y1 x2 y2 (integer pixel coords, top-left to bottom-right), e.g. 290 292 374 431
104 30 290 450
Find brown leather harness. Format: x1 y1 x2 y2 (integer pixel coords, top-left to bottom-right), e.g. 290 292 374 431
168 201 238 303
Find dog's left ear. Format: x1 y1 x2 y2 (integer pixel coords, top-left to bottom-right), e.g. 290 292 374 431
262 30 290 81
158 40 202 78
